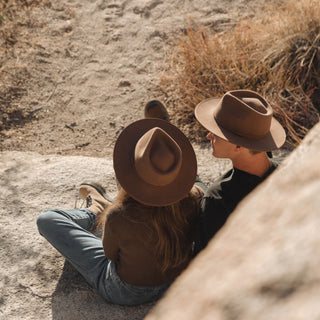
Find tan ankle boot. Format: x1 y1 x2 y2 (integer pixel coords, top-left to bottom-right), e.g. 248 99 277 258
144 100 170 121
79 183 112 229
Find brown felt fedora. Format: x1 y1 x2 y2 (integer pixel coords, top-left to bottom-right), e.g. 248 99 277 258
195 90 286 151
113 119 197 206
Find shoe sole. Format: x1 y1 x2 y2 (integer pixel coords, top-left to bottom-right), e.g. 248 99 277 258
144 100 169 121
80 182 114 202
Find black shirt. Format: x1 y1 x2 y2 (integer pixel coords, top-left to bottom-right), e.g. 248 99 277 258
194 160 278 255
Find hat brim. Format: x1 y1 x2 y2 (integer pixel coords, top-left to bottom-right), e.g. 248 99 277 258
195 97 286 151
113 119 197 206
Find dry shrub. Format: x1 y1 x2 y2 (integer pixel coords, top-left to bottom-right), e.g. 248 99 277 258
160 0 320 146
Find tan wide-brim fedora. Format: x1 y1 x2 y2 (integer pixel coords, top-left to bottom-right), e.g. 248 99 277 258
195 90 286 151
113 119 197 207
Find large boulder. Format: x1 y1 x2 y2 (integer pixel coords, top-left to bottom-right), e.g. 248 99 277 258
0 146 227 319
0 153 151 320
146 122 320 320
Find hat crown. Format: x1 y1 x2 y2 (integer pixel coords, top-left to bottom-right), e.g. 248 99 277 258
195 90 286 151
214 90 273 140
113 119 197 206
134 127 182 187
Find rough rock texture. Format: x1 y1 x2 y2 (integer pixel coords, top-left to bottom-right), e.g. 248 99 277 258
0 0 311 318
0 145 230 320
145 122 320 320
0 153 119 320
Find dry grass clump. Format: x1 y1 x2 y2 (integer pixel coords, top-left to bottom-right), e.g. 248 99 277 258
160 0 320 146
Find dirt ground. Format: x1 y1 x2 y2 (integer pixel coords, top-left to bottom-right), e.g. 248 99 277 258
0 0 268 158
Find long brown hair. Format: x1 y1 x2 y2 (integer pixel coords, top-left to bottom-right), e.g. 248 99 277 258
114 187 201 273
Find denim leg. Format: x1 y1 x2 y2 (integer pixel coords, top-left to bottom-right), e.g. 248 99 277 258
101 262 171 306
36 208 108 290
195 174 208 192
37 208 171 305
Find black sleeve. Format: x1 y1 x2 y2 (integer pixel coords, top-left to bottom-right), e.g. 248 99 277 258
193 196 229 256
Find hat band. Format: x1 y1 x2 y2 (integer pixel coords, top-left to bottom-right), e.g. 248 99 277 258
214 115 269 140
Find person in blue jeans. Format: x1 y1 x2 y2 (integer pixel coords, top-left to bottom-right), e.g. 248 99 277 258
37 118 202 305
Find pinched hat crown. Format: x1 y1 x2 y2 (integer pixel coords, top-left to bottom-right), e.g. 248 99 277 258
113 119 197 206
134 127 182 186
214 92 273 140
195 90 286 151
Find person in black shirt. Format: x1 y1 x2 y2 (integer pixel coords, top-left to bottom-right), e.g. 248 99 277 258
193 90 286 254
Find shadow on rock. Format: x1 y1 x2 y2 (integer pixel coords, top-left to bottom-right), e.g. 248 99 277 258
52 260 155 320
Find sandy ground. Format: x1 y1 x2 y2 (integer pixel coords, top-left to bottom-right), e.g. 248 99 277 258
0 0 282 319
0 0 265 156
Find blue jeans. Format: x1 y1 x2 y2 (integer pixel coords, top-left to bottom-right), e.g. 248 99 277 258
36 208 170 305
195 175 208 192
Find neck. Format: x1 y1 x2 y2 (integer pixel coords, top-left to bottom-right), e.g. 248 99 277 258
232 151 271 177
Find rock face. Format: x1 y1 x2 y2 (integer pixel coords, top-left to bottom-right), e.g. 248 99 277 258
0 152 148 320
145 122 320 320
0 145 229 320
